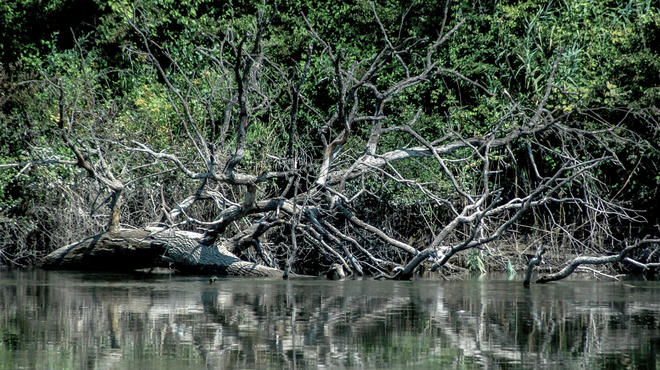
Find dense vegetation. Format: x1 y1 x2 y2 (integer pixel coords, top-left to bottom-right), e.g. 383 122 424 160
1 0 659 277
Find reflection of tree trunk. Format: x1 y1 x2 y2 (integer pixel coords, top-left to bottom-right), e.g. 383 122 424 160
41 228 284 277
95 300 123 370
290 288 297 370
108 303 120 349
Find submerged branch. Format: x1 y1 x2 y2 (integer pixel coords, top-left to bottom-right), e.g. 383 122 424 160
524 246 546 286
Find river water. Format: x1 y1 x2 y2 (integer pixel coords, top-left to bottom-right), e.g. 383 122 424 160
1 269 658 370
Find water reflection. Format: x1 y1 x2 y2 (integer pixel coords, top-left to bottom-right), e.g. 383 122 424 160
1 269 659 369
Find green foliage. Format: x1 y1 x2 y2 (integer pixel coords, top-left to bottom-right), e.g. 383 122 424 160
505 258 516 277
0 0 111 67
466 249 487 275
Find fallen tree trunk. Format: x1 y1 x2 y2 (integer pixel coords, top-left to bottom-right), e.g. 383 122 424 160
41 229 166 271
41 227 285 277
536 239 660 284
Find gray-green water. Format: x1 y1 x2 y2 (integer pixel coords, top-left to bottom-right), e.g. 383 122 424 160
1 269 659 369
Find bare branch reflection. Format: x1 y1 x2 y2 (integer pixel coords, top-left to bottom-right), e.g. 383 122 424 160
1 270 659 369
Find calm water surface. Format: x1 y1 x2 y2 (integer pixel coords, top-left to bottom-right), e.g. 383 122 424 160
1 269 659 369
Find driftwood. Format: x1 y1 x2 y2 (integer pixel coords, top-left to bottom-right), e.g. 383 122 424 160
42 227 285 277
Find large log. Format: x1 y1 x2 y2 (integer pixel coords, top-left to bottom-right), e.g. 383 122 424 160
41 229 167 271
42 227 284 277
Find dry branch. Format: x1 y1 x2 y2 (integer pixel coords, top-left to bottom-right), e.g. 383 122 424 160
536 239 660 283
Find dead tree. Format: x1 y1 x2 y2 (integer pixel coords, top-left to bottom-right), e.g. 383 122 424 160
3 3 653 278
